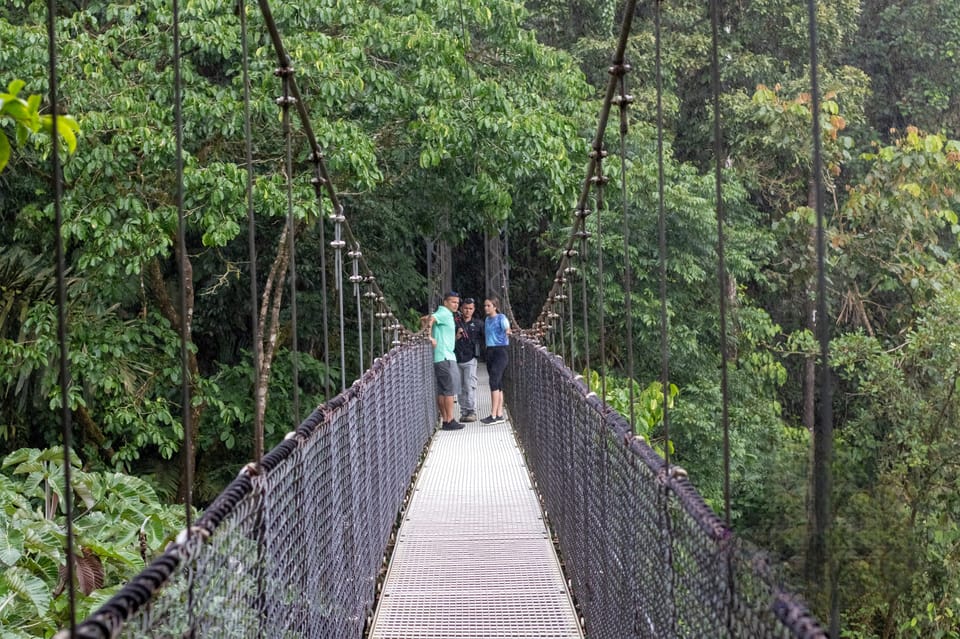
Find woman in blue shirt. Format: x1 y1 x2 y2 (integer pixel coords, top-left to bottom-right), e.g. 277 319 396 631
481 296 510 425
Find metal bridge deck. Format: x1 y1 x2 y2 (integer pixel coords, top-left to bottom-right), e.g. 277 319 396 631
369 365 583 639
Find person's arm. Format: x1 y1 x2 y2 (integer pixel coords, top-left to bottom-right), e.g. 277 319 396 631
420 313 437 347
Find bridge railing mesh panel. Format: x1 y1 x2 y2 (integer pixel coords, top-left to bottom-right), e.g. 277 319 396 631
504 337 827 639
66 339 435 639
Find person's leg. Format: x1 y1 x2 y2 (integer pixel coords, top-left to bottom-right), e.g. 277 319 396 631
482 348 507 423
435 361 457 425
458 359 477 420
437 361 463 428
466 358 478 413
491 389 503 418
440 395 454 422
457 362 471 413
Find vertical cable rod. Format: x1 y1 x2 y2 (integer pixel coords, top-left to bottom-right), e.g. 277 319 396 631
239 0 263 463
654 1 678 635
278 69 301 425
592 154 608 403
577 219 591 378
310 161 333 399
614 70 636 431
47 1 77 633
171 2 197 634
171 0 193 532
709 0 735 632
567 272 576 369
654 0 671 467
709 0 732 528
349 244 365 375
332 207 347 391
367 281 376 363
805 0 836 631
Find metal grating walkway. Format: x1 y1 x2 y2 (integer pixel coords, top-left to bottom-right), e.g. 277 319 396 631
369 364 583 639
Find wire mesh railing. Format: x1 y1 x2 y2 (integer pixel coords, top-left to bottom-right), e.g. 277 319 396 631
60 339 434 639
504 337 827 639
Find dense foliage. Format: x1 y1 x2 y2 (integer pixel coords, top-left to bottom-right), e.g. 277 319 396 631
1 0 959 636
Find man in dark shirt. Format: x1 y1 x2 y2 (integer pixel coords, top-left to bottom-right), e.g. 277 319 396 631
454 297 484 422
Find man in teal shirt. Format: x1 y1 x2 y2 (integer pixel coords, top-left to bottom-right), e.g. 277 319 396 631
424 291 463 430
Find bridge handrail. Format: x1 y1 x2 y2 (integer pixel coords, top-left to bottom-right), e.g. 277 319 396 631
505 336 827 638
59 338 435 639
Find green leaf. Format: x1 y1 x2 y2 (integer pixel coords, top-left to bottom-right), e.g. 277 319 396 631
0 130 9 173
1 566 52 616
0 526 24 566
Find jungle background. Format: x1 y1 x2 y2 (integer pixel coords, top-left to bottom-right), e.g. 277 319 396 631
1 0 959 636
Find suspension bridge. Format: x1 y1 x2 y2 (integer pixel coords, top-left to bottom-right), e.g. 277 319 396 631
30 0 838 636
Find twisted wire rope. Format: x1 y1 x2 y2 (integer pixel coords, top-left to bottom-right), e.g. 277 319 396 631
46 0 78 631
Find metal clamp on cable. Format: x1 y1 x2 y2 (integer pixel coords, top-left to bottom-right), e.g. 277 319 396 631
175 525 212 545
608 62 632 76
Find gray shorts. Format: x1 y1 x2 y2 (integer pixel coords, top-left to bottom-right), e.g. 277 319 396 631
434 360 460 396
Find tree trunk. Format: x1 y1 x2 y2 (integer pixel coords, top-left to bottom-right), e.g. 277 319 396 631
146 257 203 504
252 222 293 458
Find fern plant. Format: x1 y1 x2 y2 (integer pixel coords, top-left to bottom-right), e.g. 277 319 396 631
586 369 678 457
0 447 185 637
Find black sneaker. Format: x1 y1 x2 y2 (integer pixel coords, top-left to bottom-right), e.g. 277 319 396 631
441 420 464 430
479 416 497 425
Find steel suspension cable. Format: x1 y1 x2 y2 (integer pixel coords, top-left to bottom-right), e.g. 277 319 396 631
239 0 263 463
256 0 410 366
578 217 591 376
380 303 387 353
171 2 197 633
366 281 376 363
171 0 193 534
536 0 638 372
615 70 637 430
501 230 518 326
333 208 347 391
349 244 364 374
654 1 678 635
805 0 837 631
567 271 576 367
557 291 564 361
709 0 732 528
592 153 608 402
309 163 332 399
278 68 301 424
709 1 735 633
47 0 77 632
654 0 671 469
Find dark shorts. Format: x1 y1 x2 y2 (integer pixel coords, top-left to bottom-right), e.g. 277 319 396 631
486 346 508 391
434 360 460 396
